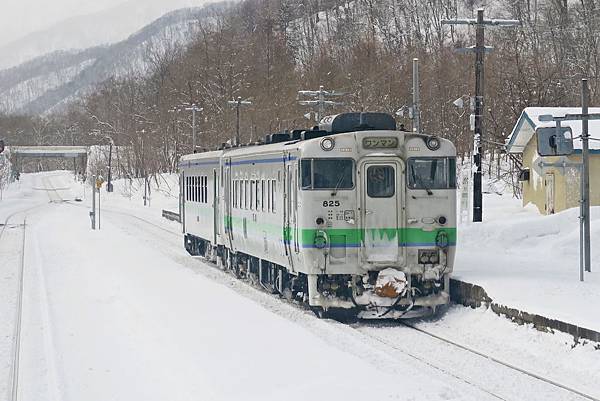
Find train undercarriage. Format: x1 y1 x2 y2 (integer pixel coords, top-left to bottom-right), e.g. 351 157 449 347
185 234 450 320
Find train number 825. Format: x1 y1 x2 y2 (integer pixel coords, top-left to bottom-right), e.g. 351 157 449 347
323 200 341 207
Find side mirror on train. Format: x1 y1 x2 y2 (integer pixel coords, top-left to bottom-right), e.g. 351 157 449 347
536 126 573 157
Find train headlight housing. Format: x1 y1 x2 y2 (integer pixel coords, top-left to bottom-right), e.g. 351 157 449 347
436 231 450 248
320 137 335 151
314 230 329 249
418 249 440 265
425 136 441 151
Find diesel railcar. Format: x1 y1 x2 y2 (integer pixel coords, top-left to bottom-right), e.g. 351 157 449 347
179 112 457 318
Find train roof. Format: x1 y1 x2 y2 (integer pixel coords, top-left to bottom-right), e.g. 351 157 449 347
178 112 454 165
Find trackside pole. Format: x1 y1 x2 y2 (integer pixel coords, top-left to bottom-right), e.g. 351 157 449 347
90 175 96 230
581 79 591 273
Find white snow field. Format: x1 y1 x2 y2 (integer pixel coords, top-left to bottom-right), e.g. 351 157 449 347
455 193 600 332
0 171 599 401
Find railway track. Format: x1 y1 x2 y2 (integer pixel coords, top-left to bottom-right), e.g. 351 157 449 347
3 175 63 401
93 206 600 401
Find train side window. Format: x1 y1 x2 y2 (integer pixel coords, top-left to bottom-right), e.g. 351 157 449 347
245 180 249 209
193 176 196 202
234 180 238 208
196 176 202 203
256 180 260 210
261 180 265 212
204 176 208 203
272 180 276 213
250 180 254 210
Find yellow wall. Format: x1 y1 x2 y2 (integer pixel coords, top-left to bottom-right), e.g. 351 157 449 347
522 137 600 214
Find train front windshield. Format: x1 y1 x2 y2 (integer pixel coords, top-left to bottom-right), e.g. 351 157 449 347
407 157 456 190
301 159 354 190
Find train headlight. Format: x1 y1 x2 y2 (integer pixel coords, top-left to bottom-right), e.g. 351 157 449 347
320 137 335 151
418 249 439 265
425 136 441 151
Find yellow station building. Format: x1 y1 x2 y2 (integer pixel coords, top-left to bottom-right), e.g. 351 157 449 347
506 107 600 215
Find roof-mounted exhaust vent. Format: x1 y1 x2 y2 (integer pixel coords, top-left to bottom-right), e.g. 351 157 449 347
319 112 396 134
265 132 291 144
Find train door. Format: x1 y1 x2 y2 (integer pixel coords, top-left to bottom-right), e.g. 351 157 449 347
180 172 185 233
213 169 219 244
292 162 299 254
360 159 405 264
224 161 234 248
283 157 295 271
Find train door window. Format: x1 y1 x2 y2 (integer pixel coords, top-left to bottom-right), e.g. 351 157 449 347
185 177 188 201
367 166 395 198
250 180 254 210
293 170 298 210
245 180 249 209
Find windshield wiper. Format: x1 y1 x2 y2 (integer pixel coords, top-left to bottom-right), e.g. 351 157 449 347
331 168 347 196
411 165 433 195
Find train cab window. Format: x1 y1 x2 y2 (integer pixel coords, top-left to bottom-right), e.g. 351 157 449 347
407 157 457 190
300 159 354 190
367 166 395 198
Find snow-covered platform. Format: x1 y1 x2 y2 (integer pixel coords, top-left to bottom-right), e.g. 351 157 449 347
454 193 600 337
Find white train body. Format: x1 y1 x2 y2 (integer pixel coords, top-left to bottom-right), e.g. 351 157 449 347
179 113 456 318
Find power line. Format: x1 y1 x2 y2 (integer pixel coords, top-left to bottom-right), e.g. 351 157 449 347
298 85 344 122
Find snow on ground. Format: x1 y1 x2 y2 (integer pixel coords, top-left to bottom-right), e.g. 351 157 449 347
2 171 599 401
1 171 497 401
455 191 600 332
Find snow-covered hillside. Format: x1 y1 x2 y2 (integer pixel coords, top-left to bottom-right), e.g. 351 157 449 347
0 0 220 71
0 4 226 115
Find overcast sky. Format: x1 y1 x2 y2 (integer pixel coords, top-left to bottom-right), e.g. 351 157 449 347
0 0 210 47
0 0 124 46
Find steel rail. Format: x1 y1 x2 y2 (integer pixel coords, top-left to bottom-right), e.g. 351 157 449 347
397 321 600 401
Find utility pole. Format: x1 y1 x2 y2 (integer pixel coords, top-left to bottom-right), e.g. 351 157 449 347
581 80 592 274
443 9 519 222
170 103 203 152
298 86 344 122
227 97 252 146
412 58 421 133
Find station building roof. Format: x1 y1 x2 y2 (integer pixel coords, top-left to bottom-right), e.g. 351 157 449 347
506 107 600 154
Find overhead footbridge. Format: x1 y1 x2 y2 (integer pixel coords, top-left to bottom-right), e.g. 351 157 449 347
9 146 89 175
